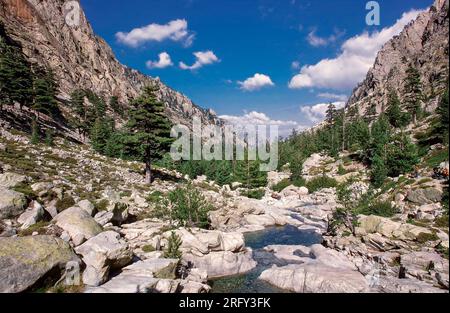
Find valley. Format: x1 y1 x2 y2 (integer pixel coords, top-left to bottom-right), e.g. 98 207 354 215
0 0 449 295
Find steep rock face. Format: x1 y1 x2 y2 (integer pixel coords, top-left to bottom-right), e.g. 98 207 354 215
347 0 449 116
0 0 222 127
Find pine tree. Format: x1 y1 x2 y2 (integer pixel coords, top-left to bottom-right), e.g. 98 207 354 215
0 36 33 110
32 66 59 117
435 88 449 144
371 153 387 188
386 90 410 128
45 128 54 146
404 65 423 124
90 117 114 154
386 133 419 177
326 102 337 125
31 119 40 145
214 161 233 186
126 85 173 184
109 96 123 116
164 231 182 259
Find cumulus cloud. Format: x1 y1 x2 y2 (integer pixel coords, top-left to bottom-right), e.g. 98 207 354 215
300 101 346 123
179 50 220 70
146 52 173 69
116 19 194 47
220 111 305 137
238 74 275 91
289 10 423 90
317 92 348 101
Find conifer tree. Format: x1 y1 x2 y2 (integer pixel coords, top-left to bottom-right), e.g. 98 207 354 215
90 117 114 154
0 37 33 110
326 102 337 125
435 88 449 144
386 133 419 177
404 65 423 124
386 90 410 128
32 66 59 117
371 153 387 188
126 85 173 184
31 118 40 145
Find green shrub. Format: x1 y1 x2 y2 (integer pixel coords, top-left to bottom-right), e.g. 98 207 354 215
434 215 449 228
357 200 398 218
164 231 182 259
242 189 265 200
94 199 109 212
338 164 347 176
55 195 75 212
13 183 37 200
18 221 51 237
152 184 213 229
272 179 291 192
142 245 156 253
292 177 306 188
416 232 439 244
146 190 164 203
306 176 338 193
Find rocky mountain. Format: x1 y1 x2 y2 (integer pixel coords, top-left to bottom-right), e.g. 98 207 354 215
0 0 222 130
347 0 449 116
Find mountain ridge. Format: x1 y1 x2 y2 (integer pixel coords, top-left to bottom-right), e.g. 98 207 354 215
0 0 222 131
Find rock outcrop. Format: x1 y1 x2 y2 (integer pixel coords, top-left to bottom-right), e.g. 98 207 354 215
347 0 449 118
0 0 222 135
0 235 80 293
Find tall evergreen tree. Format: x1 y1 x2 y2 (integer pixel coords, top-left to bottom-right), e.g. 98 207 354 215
126 85 173 184
326 102 337 125
386 133 419 177
0 36 33 110
90 117 114 154
435 88 449 144
404 65 423 124
32 66 59 117
386 90 410 128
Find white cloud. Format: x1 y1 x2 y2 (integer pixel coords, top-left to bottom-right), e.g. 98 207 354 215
220 111 305 137
300 101 345 123
307 30 328 47
146 52 173 69
289 10 423 90
307 28 345 47
317 92 348 102
238 73 275 91
179 50 220 70
291 61 301 70
116 19 194 47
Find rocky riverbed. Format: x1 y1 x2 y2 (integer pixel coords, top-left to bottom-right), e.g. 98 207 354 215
0 133 449 293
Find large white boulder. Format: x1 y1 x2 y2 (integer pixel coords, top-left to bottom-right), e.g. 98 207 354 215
75 231 133 286
54 207 103 246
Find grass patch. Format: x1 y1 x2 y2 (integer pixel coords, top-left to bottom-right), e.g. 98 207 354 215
416 232 439 244
13 183 37 200
272 179 292 193
358 201 399 218
55 196 75 212
424 149 449 168
434 215 449 228
94 199 110 212
241 189 265 200
306 176 338 193
142 245 156 253
18 221 51 237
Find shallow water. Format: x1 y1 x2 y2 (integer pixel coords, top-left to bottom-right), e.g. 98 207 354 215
210 225 323 293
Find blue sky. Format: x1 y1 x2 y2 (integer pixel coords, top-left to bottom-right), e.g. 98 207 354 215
80 0 431 134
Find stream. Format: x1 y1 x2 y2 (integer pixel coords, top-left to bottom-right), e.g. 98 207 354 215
210 225 323 293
